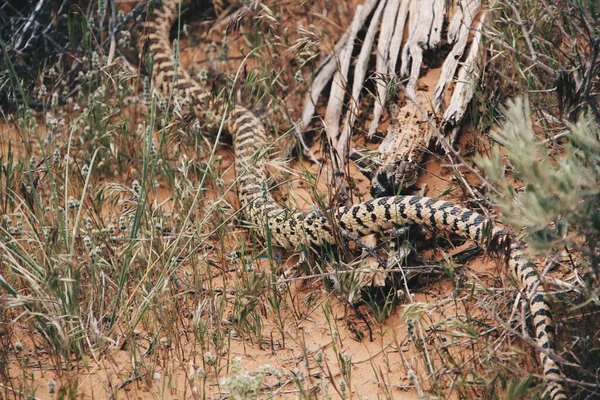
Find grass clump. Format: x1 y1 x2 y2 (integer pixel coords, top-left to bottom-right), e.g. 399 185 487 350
221 357 282 400
475 0 599 131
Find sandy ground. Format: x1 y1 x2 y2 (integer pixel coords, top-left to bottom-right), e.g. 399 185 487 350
1 1 544 399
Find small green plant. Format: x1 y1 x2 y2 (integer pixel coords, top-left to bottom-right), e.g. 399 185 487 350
476 97 600 397
221 357 281 400
476 98 600 281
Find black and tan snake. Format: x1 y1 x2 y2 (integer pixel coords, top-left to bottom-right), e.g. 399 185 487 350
141 0 566 398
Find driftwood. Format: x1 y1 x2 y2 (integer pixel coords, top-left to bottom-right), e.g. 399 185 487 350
324 2 366 168
295 0 379 136
297 0 485 195
400 0 445 98
337 0 387 164
374 93 434 194
443 9 486 125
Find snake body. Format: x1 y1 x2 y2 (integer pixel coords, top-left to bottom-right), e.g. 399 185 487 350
142 1 566 398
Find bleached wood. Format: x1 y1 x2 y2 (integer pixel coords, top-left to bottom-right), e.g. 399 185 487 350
387 0 411 76
443 11 486 125
376 92 434 190
367 0 403 137
448 0 475 42
367 0 411 138
401 0 433 96
399 0 446 97
325 3 366 166
296 0 379 136
296 0 486 197
377 0 403 74
338 0 388 161
433 0 480 106
429 0 446 48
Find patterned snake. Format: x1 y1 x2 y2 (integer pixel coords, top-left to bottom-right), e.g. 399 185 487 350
141 0 566 398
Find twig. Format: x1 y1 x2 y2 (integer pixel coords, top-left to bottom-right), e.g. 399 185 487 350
0 383 43 400
13 0 48 53
106 0 118 65
581 36 600 122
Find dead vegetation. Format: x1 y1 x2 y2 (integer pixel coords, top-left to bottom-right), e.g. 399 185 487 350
0 0 599 399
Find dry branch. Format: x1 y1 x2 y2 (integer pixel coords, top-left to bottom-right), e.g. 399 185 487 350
338 0 387 162
298 0 484 194
433 0 480 107
443 11 486 126
295 0 379 136
368 0 404 137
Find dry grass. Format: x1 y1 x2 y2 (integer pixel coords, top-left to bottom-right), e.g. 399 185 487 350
0 0 598 399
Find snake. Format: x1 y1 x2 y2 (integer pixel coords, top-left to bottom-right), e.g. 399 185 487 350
141 0 566 398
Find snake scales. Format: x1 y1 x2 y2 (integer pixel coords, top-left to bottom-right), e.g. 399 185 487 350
142 0 566 398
